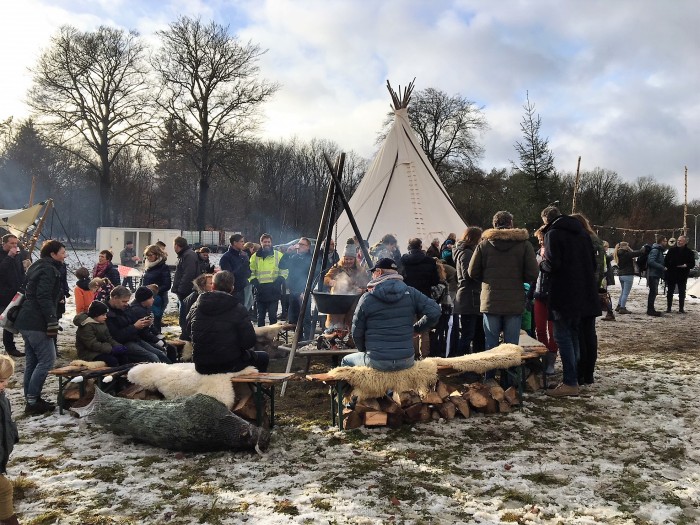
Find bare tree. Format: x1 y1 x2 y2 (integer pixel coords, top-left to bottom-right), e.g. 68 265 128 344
381 87 487 179
28 25 153 225
152 16 278 234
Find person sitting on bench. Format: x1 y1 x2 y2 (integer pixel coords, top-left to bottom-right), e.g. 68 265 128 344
341 258 441 371
184 270 268 374
74 301 128 367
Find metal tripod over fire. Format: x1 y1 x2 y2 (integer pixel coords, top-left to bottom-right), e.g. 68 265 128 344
281 152 372 395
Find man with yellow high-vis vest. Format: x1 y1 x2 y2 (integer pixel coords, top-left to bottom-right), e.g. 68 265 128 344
249 233 286 327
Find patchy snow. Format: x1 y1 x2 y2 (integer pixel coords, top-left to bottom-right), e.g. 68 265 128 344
4 257 700 524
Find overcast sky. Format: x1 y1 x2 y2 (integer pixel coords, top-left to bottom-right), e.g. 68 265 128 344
1 0 698 202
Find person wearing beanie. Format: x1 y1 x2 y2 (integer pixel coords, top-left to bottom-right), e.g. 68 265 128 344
0 355 19 525
74 301 128 367
134 286 154 304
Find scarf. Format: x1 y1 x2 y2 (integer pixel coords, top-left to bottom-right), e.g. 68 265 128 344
367 272 403 292
94 261 110 278
144 256 165 270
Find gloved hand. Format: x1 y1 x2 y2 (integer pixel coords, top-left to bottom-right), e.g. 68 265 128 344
46 322 59 338
250 278 259 287
274 276 285 286
111 345 128 355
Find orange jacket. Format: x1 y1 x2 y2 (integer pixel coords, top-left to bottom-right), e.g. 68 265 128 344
74 286 95 314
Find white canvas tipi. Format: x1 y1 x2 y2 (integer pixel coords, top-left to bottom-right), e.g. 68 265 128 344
334 82 467 248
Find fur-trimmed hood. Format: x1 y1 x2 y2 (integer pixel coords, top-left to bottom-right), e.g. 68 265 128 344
481 228 530 252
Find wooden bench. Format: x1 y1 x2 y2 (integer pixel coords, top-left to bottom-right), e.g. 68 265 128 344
49 363 137 414
230 372 297 428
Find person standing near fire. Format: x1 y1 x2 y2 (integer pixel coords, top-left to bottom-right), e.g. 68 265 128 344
323 243 370 332
249 234 286 327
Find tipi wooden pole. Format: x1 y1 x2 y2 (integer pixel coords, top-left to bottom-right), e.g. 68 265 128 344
571 156 582 213
323 153 373 265
281 156 342 396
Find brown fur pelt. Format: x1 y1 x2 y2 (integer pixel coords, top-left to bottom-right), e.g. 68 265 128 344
327 360 439 401
427 343 523 373
69 360 108 369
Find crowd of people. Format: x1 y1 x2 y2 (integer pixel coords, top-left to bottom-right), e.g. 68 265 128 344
0 217 694 520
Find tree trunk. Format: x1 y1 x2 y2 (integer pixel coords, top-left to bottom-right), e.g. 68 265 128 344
196 175 210 234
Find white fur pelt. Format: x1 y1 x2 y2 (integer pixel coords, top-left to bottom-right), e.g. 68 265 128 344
127 363 258 409
327 360 439 401
426 344 523 373
69 360 108 369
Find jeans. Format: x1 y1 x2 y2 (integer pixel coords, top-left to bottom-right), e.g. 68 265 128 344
647 276 660 313
288 291 313 341
21 330 57 403
483 314 521 349
125 340 171 363
341 352 415 371
552 315 581 387
618 275 634 308
256 300 279 327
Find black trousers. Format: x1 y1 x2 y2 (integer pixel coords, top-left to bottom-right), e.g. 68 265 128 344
666 276 688 310
577 316 597 384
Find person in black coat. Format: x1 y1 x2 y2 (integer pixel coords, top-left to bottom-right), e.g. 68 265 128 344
93 250 121 286
400 238 440 298
219 234 252 305
400 238 440 358
185 270 267 375
664 235 695 313
453 227 485 356
142 244 172 328
539 207 600 397
0 234 25 357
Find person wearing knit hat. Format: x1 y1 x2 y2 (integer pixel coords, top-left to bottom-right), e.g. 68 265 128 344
342 243 357 258
73 302 127 367
0 354 19 524
134 286 154 304
87 300 109 319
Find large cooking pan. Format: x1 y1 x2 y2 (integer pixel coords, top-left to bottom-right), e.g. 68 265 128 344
312 291 361 315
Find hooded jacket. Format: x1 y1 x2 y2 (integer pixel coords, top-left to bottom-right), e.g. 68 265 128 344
74 312 120 361
453 240 481 315
14 256 63 332
351 277 441 362
540 215 601 318
186 291 257 374
467 228 538 315
400 249 440 298
220 246 252 295
74 277 95 314
646 242 666 279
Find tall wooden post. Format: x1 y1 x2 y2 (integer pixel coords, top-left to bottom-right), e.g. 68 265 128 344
571 156 582 213
683 166 688 236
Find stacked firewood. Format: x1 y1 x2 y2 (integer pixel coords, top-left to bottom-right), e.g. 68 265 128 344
341 379 530 430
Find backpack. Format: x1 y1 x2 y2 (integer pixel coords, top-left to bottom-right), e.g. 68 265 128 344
636 244 653 274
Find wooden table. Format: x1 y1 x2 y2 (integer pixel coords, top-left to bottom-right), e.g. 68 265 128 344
230 372 297 428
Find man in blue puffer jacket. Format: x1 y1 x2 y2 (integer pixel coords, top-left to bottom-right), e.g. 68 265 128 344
342 258 441 371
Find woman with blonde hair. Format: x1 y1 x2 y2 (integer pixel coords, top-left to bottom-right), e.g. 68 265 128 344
0 355 20 524
142 244 171 330
614 241 645 314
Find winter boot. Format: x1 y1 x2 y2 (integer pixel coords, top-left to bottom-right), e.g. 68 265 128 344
0 514 20 525
544 352 557 375
679 297 686 313
666 297 673 313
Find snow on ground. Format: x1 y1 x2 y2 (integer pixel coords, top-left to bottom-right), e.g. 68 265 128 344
4 253 700 524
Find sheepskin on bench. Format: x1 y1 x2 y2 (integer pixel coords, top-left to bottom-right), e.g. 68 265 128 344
426 343 523 373
325 344 524 401
69 359 108 369
127 363 258 409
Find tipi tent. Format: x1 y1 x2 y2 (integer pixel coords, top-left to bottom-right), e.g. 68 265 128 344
334 81 467 248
